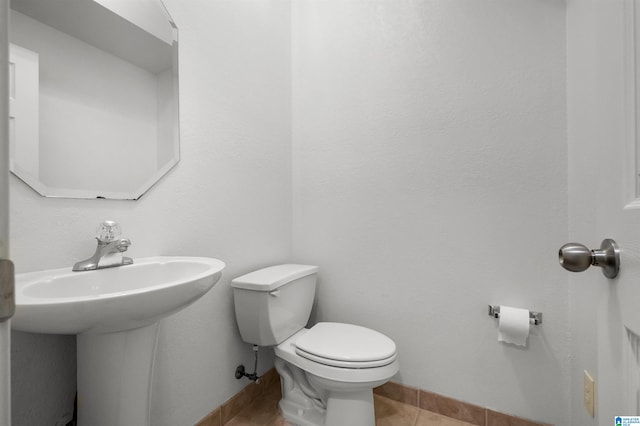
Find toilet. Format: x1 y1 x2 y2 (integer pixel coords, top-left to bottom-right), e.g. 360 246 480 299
231 264 399 426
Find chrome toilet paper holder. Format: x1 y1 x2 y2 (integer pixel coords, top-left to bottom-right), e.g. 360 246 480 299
488 305 542 325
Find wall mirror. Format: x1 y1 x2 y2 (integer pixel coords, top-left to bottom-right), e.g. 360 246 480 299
8 0 179 200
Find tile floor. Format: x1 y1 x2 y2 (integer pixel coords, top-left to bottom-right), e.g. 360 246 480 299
224 393 476 426
198 370 548 426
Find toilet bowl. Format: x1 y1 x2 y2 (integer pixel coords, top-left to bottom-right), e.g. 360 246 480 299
231 265 399 426
275 325 399 426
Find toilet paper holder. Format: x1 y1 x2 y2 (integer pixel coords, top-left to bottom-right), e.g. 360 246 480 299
488 305 542 325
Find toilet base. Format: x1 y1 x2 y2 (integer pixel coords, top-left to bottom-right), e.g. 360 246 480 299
307 373 376 426
276 357 327 426
278 385 376 426
325 389 375 426
279 398 326 426
276 357 378 426
279 388 375 426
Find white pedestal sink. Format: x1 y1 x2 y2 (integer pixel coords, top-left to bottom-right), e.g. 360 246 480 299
11 256 225 426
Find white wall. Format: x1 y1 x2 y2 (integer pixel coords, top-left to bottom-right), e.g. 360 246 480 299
9 0 292 424
291 1 570 424
10 1 573 424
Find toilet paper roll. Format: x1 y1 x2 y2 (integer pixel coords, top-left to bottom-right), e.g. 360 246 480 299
498 306 530 346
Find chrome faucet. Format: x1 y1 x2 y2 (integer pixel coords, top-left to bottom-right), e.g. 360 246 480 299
73 221 133 272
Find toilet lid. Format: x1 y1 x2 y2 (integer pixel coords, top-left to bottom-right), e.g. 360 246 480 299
294 322 397 368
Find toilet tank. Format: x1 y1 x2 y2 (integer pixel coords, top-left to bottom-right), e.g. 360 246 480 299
231 264 318 346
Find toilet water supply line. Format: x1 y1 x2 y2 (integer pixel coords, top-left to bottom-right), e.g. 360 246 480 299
235 347 327 410
235 345 261 382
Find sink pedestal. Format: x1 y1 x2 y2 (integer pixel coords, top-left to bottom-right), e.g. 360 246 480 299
77 323 160 426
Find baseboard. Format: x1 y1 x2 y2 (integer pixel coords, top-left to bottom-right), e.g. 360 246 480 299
373 381 551 426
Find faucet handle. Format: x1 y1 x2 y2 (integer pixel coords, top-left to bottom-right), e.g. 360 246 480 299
96 220 122 242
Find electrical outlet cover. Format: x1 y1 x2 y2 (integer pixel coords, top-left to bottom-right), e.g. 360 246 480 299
584 370 595 417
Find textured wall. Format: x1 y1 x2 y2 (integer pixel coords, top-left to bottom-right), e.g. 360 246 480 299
10 1 573 424
9 1 291 425
291 1 569 424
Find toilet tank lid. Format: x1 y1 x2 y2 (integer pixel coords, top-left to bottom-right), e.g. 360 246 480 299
231 264 318 291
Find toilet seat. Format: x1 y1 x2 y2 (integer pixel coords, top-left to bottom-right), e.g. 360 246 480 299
295 347 397 368
275 328 400 385
294 322 397 369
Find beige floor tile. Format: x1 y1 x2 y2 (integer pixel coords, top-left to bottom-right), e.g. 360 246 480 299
223 388 480 426
224 393 285 426
196 407 221 426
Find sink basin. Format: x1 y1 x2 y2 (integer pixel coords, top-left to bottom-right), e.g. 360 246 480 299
11 255 225 426
12 256 225 334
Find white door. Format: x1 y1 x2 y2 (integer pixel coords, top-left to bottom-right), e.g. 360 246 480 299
568 0 640 423
0 0 12 425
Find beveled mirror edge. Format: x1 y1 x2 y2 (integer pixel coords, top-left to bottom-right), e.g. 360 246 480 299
12 156 180 201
